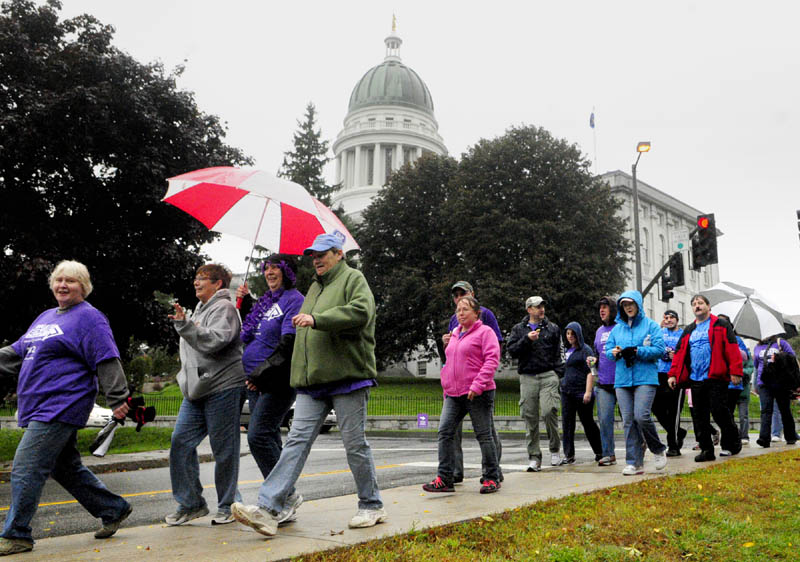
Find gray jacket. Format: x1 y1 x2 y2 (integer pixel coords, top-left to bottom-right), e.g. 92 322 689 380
174 288 244 400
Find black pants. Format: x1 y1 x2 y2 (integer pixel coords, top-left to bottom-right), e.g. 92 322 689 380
652 373 684 450
690 379 741 454
561 392 603 460
758 384 799 445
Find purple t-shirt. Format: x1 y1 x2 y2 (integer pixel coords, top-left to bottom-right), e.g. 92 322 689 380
593 324 616 385
241 288 304 376
12 301 120 427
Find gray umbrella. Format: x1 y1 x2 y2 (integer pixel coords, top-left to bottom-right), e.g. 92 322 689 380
702 281 788 341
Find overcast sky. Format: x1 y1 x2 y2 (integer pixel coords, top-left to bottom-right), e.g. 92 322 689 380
58 1 800 314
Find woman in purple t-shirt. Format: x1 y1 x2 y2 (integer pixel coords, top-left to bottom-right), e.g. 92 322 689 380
236 254 304 483
0 261 132 555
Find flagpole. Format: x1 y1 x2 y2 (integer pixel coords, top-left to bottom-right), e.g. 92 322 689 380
592 106 598 176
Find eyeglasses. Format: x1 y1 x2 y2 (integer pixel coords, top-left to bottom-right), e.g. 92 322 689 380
194 276 212 282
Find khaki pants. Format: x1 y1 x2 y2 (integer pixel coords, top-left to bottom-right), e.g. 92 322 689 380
520 371 561 460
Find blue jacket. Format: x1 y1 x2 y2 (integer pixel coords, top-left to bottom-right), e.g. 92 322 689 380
605 290 665 387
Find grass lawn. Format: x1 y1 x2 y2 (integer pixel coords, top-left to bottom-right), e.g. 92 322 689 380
298 448 800 561
0 426 174 462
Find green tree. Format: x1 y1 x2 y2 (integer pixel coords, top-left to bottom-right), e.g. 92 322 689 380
358 125 630 367
357 154 460 367
278 102 337 206
0 0 252 352
448 125 630 336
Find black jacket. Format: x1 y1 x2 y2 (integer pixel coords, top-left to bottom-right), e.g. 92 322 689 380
507 316 565 376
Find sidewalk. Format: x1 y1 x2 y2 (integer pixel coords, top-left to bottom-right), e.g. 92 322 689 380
17 442 789 561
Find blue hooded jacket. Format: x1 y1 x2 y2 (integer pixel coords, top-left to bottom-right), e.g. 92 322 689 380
561 321 595 395
605 290 665 387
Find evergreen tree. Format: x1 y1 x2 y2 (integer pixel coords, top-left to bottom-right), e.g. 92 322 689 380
278 102 337 206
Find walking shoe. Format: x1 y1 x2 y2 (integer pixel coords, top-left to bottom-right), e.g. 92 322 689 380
276 493 303 526
453 475 464 484
654 451 668 470
95 504 133 538
348 507 387 528
719 449 732 456
712 433 720 446
211 511 235 525
771 435 782 442
694 450 716 462
740 438 750 445
756 438 770 448
692 442 701 450
551 453 562 466
597 455 616 466
0 537 33 555
786 439 797 445
562 457 576 465
165 505 209 526
527 459 542 472
666 448 681 457
231 502 279 537
622 464 644 476
480 480 499 494
422 476 454 493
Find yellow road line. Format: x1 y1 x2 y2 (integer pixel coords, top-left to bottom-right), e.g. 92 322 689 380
0 463 403 512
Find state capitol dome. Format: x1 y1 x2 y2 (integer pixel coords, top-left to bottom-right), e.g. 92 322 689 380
331 23 447 220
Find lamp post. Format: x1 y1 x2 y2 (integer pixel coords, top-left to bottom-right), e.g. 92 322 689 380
631 141 651 292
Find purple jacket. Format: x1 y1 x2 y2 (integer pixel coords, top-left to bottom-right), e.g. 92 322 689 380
440 320 499 397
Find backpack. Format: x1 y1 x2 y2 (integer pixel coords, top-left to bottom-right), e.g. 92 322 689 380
761 338 800 391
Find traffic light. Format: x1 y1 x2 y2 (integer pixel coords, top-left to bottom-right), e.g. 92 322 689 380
660 271 675 302
668 252 685 287
691 213 718 270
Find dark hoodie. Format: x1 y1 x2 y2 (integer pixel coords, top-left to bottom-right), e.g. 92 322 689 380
561 321 595 395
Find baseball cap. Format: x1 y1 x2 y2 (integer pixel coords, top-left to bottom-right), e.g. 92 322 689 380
451 281 474 294
664 309 679 320
525 296 545 308
303 232 345 255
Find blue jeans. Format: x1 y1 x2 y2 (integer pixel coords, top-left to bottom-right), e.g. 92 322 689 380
247 387 296 479
170 386 245 514
257 387 382 513
437 391 499 485
757 385 798 444
2 421 129 543
595 386 617 458
615 385 666 467
772 407 783 437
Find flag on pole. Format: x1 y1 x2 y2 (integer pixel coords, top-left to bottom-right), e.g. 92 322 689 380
589 112 595 129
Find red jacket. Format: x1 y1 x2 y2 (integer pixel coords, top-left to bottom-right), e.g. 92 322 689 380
668 314 743 386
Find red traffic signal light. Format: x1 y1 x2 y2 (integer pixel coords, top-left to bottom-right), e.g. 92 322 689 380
697 216 710 229
691 214 718 269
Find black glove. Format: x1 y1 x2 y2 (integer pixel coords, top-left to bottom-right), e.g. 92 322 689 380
125 396 156 432
620 346 638 368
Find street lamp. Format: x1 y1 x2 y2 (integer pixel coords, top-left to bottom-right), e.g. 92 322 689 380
631 141 651 292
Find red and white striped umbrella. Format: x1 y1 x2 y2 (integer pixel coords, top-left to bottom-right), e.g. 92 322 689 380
163 166 358 255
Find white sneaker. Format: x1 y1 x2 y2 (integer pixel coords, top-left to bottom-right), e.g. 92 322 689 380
654 451 667 470
348 507 387 528
165 505 209 526
231 502 279 537
740 439 750 445
210 511 235 525
720 449 732 456
622 465 644 476
527 459 541 472
551 453 562 466
277 493 303 526
771 435 782 442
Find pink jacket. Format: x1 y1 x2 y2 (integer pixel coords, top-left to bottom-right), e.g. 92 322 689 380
440 320 500 397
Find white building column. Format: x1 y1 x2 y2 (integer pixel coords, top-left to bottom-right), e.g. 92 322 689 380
335 154 342 185
372 143 381 186
416 147 422 161
394 143 403 170
354 145 362 187
340 150 349 188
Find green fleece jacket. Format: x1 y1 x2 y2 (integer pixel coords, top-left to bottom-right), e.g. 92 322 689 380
290 260 377 388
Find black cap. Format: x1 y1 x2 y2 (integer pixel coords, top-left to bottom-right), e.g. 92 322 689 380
664 309 679 320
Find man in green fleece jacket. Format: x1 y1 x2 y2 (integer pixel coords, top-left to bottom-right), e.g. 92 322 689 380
233 233 386 537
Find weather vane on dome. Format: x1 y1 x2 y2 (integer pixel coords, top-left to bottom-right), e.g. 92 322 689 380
392 14 397 33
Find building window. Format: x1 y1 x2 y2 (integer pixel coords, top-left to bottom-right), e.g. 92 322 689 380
658 234 666 267
366 148 374 185
384 147 393 183
679 301 686 326
385 117 394 128
642 227 650 264
417 361 427 377
658 213 664 225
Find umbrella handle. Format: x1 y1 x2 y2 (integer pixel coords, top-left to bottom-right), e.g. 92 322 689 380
236 296 244 309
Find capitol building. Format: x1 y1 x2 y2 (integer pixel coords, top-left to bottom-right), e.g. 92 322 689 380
331 26 447 220
330 24 718 375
